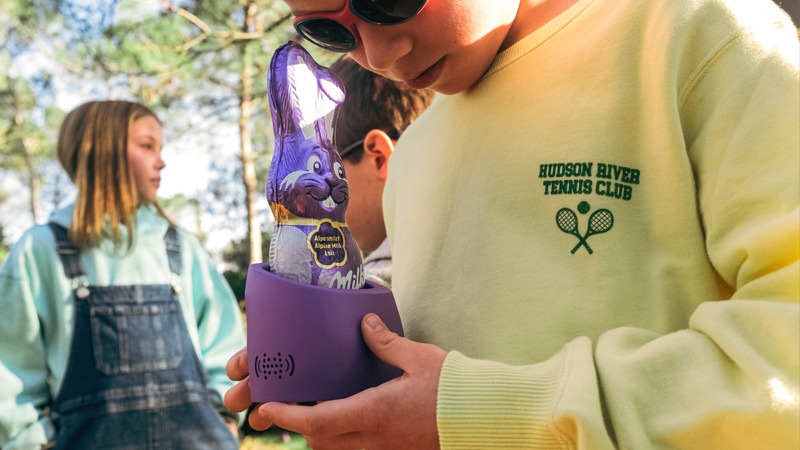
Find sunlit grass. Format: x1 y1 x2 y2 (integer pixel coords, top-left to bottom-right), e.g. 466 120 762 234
239 429 311 450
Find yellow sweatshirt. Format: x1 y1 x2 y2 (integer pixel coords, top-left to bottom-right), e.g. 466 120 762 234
385 0 800 447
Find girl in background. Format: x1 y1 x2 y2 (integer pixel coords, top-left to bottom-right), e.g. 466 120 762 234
0 100 245 449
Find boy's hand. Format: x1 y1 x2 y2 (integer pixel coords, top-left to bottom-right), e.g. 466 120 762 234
225 348 277 429
225 314 446 449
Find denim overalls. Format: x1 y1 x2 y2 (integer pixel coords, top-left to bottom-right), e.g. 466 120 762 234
49 223 238 450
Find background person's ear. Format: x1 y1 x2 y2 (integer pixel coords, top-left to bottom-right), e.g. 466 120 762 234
362 129 395 179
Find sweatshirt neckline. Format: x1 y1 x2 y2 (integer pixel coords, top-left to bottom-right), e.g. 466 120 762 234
483 0 596 80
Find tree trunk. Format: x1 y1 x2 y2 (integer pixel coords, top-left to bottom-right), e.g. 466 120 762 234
239 3 262 265
15 110 41 224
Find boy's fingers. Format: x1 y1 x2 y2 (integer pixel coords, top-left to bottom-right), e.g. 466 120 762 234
259 398 367 436
223 376 253 413
360 314 415 370
248 405 276 431
226 347 249 381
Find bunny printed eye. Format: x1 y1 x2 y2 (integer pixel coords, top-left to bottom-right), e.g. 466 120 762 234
334 161 345 180
307 155 323 174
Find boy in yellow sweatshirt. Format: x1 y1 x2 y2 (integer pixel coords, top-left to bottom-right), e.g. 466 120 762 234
226 0 800 448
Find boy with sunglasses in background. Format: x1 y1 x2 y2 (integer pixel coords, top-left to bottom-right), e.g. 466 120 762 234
226 0 800 448
330 54 435 288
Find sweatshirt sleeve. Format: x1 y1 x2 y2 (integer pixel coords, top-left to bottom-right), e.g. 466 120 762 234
181 231 247 424
436 7 799 450
0 231 58 450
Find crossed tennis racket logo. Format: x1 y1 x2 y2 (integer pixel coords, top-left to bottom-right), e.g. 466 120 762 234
556 202 614 254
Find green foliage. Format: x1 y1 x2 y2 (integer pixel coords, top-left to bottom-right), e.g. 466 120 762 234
0 76 54 166
0 0 65 224
81 0 296 116
0 0 62 150
222 229 272 299
0 0 64 58
1 0 341 265
223 270 247 302
0 223 9 264
0 72 62 222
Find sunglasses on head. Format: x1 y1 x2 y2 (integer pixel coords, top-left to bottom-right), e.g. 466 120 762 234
293 0 428 52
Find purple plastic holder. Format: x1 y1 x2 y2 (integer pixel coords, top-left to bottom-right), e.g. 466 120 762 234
245 263 404 403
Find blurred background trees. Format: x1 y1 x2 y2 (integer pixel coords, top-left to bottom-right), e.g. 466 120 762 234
0 0 337 280
0 0 797 281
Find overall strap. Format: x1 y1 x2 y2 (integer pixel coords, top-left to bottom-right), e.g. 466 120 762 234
48 222 182 278
48 223 86 279
164 226 182 276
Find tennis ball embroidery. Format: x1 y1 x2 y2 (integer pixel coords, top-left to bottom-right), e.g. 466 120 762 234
556 201 614 254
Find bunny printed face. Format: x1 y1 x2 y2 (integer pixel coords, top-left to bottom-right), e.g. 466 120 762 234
268 42 349 222
266 41 365 289
271 130 350 221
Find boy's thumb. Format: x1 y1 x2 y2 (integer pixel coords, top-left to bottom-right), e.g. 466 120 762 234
361 313 409 369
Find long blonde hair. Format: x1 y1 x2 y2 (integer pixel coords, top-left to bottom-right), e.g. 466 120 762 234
57 100 163 249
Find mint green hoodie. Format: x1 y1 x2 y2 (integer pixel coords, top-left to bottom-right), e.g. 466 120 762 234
0 204 245 449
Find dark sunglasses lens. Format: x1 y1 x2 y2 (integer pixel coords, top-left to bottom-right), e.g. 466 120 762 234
295 18 356 52
350 0 426 24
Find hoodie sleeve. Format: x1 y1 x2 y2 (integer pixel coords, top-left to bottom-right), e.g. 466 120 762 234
179 230 247 425
0 228 62 450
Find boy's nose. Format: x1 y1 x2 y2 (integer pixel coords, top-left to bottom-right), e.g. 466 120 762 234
357 24 413 72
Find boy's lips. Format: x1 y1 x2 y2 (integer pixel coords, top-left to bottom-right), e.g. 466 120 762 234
405 59 443 90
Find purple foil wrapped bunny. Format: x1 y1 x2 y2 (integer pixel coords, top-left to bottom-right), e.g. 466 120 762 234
266 41 365 289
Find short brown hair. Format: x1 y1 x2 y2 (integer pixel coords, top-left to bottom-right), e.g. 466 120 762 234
331 55 435 162
57 100 162 249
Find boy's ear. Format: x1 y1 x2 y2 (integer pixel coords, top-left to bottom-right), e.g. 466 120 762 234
363 129 395 179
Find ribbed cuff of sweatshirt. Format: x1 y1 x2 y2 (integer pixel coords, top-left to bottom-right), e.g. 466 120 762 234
436 348 572 449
